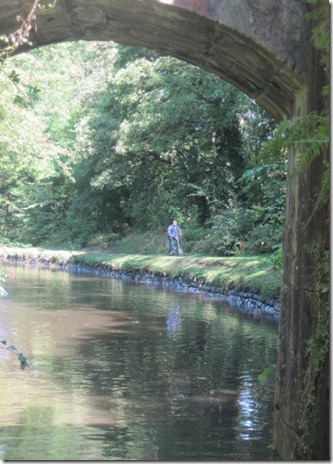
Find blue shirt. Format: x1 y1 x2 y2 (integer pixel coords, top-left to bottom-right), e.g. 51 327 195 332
167 224 181 237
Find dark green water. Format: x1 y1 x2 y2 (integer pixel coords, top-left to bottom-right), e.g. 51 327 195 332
0 264 278 461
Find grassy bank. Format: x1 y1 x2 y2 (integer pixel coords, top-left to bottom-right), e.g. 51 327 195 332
0 246 282 299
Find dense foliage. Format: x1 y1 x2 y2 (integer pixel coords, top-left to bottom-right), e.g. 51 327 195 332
0 41 284 255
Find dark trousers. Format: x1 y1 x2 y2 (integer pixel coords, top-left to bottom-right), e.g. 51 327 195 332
168 236 175 254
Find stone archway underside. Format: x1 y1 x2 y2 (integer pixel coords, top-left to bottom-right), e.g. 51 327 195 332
2 1 329 460
4 0 310 120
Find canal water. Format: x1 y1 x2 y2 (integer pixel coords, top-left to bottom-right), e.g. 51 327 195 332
0 264 278 461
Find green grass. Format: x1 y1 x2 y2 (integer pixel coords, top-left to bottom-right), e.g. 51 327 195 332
0 246 282 299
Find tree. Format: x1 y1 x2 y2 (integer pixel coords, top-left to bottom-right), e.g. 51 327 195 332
0 41 279 251
74 48 267 234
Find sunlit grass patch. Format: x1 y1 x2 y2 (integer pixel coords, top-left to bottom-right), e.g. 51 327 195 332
0 246 281 299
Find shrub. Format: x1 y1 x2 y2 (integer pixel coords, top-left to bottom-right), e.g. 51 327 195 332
244 223 282 254
192 206 258 256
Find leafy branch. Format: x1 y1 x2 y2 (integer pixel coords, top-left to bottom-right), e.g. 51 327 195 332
0 0 57 61
0 0 39 61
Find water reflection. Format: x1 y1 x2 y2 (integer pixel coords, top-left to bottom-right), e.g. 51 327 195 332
0 264 278 460
166 300 181 338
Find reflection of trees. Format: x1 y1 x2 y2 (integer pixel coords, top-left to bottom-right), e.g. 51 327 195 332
2 268 278 460
1 406 105 460
57 291 278 459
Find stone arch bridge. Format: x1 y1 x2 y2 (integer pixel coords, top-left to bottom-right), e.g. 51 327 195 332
0 0 329 459
4 0 310 120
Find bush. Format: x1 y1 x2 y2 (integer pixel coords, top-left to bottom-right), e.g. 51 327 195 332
111 231 167 254
192 206 258 256
244 223 282 254
86 232 121 250
179 224 208 254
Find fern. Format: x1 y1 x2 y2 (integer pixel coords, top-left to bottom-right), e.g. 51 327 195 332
289 114 328 176
254 0 329 225
311 164 329 219
259 114 328 164
257 112 329 224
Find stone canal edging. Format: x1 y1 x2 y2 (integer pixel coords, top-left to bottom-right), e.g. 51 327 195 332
0 248 280 320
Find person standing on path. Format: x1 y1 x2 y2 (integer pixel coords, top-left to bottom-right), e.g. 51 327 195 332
167 220 182 255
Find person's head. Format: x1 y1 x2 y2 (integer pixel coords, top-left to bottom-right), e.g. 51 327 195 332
172 220 178 227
